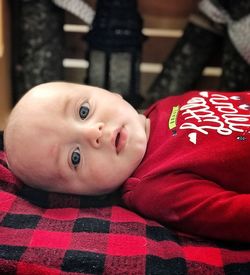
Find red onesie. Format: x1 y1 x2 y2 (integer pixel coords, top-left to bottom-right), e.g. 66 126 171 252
122 91 250 242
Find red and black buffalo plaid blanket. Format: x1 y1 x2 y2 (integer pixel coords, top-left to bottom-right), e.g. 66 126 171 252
1 131 250 274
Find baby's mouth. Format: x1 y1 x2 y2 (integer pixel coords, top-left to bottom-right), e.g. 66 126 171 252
115 132 121 148
113 127 128 154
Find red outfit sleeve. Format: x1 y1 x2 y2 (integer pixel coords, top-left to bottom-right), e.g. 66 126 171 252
124 172 250 242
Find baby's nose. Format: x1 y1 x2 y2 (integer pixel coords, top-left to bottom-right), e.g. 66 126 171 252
85 122 104 148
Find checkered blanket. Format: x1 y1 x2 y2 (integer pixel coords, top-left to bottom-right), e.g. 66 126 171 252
1 133 250 274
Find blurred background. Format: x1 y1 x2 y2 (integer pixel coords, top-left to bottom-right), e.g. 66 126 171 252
1 0 250 129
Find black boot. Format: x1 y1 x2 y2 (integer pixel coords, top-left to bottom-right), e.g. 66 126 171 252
11 0 64 103
199 0 250 91
220 36 250 91
216 0 250 90
144 14 222 108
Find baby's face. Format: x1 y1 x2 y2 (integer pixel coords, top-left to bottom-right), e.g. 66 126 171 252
9 82 150 195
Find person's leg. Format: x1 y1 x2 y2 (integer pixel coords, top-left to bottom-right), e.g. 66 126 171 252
144 13 221 108
218 0 250 91
220 37 250 91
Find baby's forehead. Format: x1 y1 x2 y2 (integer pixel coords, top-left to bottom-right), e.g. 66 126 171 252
15 82 110 125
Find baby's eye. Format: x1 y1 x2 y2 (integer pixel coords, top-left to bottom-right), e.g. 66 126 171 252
71 148 81 169
79 103 90 119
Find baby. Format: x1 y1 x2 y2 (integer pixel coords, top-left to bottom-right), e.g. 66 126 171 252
4 82 150 195
4 81 250 242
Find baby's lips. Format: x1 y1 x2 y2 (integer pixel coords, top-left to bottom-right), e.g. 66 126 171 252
111 127 128 154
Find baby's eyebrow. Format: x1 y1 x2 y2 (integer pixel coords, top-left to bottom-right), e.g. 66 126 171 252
61 96 71 117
